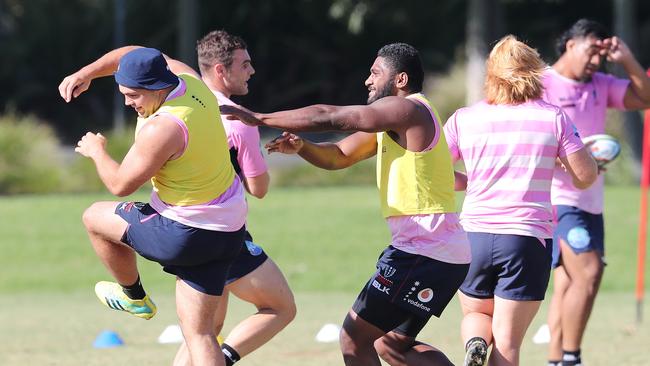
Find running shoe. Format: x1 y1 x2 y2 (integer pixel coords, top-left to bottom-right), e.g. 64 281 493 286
463 337 488 366
94 281 157 320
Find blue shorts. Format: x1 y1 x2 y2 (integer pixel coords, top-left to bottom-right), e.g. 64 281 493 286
352 246 469 337
460 233 552 301
115 202 245 296
225 231 269 285
552 205 605 268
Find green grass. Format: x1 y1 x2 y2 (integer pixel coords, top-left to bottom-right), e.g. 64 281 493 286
1 185 646 293
0 186 389 294
0 185 649 365
0 291 648 365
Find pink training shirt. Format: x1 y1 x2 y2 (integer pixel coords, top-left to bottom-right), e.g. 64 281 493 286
213 90 268 178
444 99 584 239
543 68 630 214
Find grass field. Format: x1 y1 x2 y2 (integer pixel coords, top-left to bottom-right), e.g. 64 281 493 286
1 185 649 365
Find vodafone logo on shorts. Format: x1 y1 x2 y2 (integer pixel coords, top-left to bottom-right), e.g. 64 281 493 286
417 288 434 303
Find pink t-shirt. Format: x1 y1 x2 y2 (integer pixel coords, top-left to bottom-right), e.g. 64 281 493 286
543 68 630 214
445 99 584 239
213 91 268 178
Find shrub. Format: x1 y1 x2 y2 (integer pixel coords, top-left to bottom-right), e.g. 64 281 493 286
271 157 375 187
67 127 139 192
424 57 468 123
0 114 67 194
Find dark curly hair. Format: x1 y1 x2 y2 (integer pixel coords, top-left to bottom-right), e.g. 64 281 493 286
377 43 424 93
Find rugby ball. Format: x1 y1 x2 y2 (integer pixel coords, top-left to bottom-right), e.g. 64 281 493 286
582 134 621 166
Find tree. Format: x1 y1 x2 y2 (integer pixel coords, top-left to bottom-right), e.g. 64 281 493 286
465 0 503 104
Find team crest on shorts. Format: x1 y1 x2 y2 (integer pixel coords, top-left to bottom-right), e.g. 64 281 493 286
567 227 591 249
374 263 396 288
245 240 263 256
380 264 397 278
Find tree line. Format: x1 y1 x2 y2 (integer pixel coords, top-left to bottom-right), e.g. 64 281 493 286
1 0 648 143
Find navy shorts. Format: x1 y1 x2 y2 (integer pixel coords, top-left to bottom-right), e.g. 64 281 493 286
552 205 605 268
225 231 269 285
352 246 469 337
115 202 245 296
460 232 552 301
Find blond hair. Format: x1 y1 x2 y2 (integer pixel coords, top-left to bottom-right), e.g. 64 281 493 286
484 35 546 105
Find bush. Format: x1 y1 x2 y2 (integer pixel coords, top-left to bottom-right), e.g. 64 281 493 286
271 158 375 187
424 57 468 123
0 114 68 194
67 127 139 192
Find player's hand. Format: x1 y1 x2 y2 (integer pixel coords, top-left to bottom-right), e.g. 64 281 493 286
265 132 303 154
220 105 262 126
75 132 107 158
601 36 632 64
582 140 608 174
59 71 93 103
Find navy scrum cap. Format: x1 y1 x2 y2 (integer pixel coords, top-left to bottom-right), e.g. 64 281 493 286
114 47 179 90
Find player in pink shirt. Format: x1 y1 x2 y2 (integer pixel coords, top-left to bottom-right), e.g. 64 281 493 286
173 31 295 366
444 36 597 366
543 19 650 366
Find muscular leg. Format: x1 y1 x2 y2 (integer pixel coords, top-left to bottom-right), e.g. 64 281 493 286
82 201 138 286
489 296 541 366
558 239 603 352
459 292 495 347
224 259 296 356
176 278 225 366
374 331 453 366
173 291 230 366
340 310 385 366
547 265 569 362
173 259 294 366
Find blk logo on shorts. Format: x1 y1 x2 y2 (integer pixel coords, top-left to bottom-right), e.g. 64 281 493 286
372 279 390 294
375 273 393 287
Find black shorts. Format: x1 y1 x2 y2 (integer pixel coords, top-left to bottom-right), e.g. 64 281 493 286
116 201 245 296
225 231 269 285
460 232 552 301
352 246 469 337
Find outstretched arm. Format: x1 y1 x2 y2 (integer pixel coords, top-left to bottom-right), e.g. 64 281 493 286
265 131 377 170
58 46 140 102
221 96 421 134
59 46 199 103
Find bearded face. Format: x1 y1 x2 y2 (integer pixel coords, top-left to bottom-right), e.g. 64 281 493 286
365 57 397 104
367 78 396 104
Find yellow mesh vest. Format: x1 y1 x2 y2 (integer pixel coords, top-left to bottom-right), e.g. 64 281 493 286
135 74 234 206
376 94 456 217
